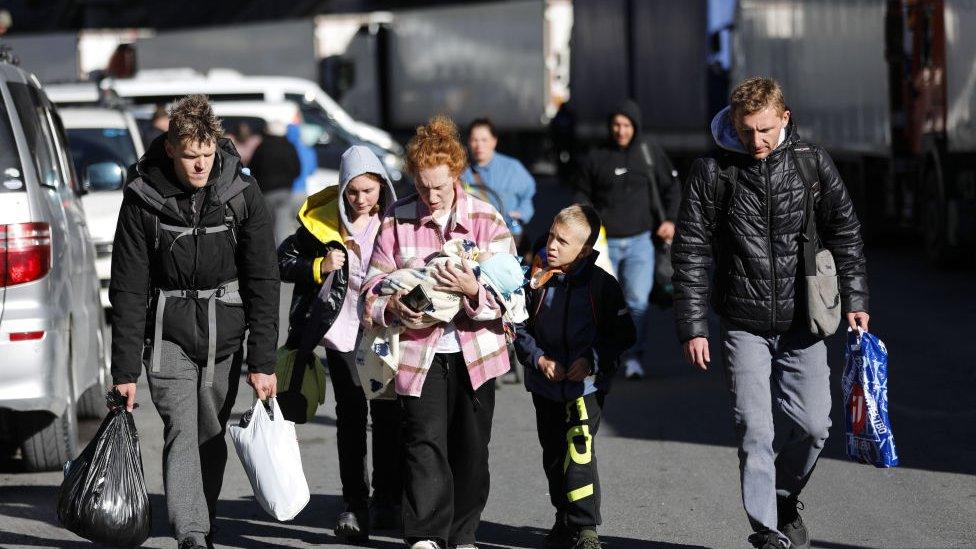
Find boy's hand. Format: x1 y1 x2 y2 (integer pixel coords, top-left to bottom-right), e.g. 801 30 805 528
538 356 566 382
567 356 592 382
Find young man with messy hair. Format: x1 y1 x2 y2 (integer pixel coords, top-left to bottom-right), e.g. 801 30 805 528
673 77 870 549
110 94 280 549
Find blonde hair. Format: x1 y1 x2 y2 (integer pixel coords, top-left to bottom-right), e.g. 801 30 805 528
730 76 788 119
406 115 468 178
167 94 223 145
553 204 602 247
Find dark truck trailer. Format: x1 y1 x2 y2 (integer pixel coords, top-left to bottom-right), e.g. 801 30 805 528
733 0 976 263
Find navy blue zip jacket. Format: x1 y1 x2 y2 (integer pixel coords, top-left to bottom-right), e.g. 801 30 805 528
514 252 636 401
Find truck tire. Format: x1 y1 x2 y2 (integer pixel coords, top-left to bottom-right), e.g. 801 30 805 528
18 406 78 472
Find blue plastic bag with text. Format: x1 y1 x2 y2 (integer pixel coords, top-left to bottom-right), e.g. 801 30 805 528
842 329 898 467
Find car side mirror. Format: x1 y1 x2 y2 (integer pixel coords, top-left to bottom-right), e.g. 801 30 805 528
84 161 126 192
317 129 332 146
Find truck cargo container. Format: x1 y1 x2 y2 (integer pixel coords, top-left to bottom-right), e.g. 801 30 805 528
733 0 976 262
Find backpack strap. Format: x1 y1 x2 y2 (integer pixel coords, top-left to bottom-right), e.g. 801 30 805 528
791 142 821 205
639 141 668 223
790 142 824 248
711 155 737 232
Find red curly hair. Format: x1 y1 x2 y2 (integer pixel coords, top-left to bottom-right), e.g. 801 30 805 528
406 115 468 178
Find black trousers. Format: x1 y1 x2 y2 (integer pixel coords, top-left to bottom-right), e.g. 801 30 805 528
533 392 604 529
326 348 403 509
400 353 496 546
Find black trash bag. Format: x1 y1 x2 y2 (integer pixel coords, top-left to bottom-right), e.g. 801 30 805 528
57 389 151 548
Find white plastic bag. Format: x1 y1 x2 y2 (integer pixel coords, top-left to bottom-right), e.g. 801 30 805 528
229 397 310 521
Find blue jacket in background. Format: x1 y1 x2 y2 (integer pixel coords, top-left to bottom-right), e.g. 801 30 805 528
286 123 318 194
514 252 636 402
460 152 537 225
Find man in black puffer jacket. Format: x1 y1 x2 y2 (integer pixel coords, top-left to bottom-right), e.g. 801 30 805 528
110 95 279 549
672 77 870 549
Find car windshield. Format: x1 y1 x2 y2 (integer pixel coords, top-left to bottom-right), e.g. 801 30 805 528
0 94 25 193
66 127 138 191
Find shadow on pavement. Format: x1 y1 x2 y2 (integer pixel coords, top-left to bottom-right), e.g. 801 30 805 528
477 520 709 549
599 244 976 478
811 541 883 549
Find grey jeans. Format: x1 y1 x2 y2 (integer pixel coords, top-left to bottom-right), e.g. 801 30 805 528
722 325 831 547
147 339 243 545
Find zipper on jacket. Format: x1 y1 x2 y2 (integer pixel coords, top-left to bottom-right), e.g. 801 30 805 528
561 283 572 401
763 159 777 331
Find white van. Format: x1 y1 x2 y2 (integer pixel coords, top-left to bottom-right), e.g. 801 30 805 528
45 69 404 180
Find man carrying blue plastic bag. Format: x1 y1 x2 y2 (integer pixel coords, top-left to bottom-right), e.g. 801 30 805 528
672 77 871 549
844 330 898 468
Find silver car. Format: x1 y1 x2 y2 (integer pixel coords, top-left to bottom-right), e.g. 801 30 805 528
0 58 108 471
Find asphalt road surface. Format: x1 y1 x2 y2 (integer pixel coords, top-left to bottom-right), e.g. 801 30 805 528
1 179 974 548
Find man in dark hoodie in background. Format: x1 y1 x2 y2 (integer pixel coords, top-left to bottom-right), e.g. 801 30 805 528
110 95 280 549
573 100 681 380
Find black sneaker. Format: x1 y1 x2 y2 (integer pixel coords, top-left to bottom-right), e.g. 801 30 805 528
778 497 810 549
572 529 601 549
178 539 207 549
335 506 370 543
747 531 787 549
544 514 578 549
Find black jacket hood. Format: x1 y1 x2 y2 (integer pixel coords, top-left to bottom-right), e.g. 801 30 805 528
135 133 242 197
609 99 642 148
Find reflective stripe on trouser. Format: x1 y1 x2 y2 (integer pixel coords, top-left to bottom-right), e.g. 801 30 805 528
151 279 242 387
532 392 604 528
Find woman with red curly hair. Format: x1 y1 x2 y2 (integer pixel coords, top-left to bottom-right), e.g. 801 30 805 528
361 116 516 549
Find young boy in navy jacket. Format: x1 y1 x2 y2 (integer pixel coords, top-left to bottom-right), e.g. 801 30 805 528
514 204 636 549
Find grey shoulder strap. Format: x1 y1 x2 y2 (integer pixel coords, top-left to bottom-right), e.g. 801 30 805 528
791 142 821 203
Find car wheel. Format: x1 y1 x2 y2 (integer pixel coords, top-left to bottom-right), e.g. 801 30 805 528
18 406 78 472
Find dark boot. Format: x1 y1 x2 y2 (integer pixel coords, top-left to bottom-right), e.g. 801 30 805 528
778 497 810 549
335 505 370 544
748 531 787 549
572 529 601 549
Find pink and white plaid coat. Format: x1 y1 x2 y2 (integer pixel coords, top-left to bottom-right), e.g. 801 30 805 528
360 185 516 397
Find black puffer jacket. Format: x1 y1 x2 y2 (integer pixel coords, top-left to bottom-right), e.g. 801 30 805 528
672 108 868 342
110 135 280 383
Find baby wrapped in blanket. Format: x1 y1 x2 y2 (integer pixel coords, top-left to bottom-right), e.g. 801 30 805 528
357 238 527 398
